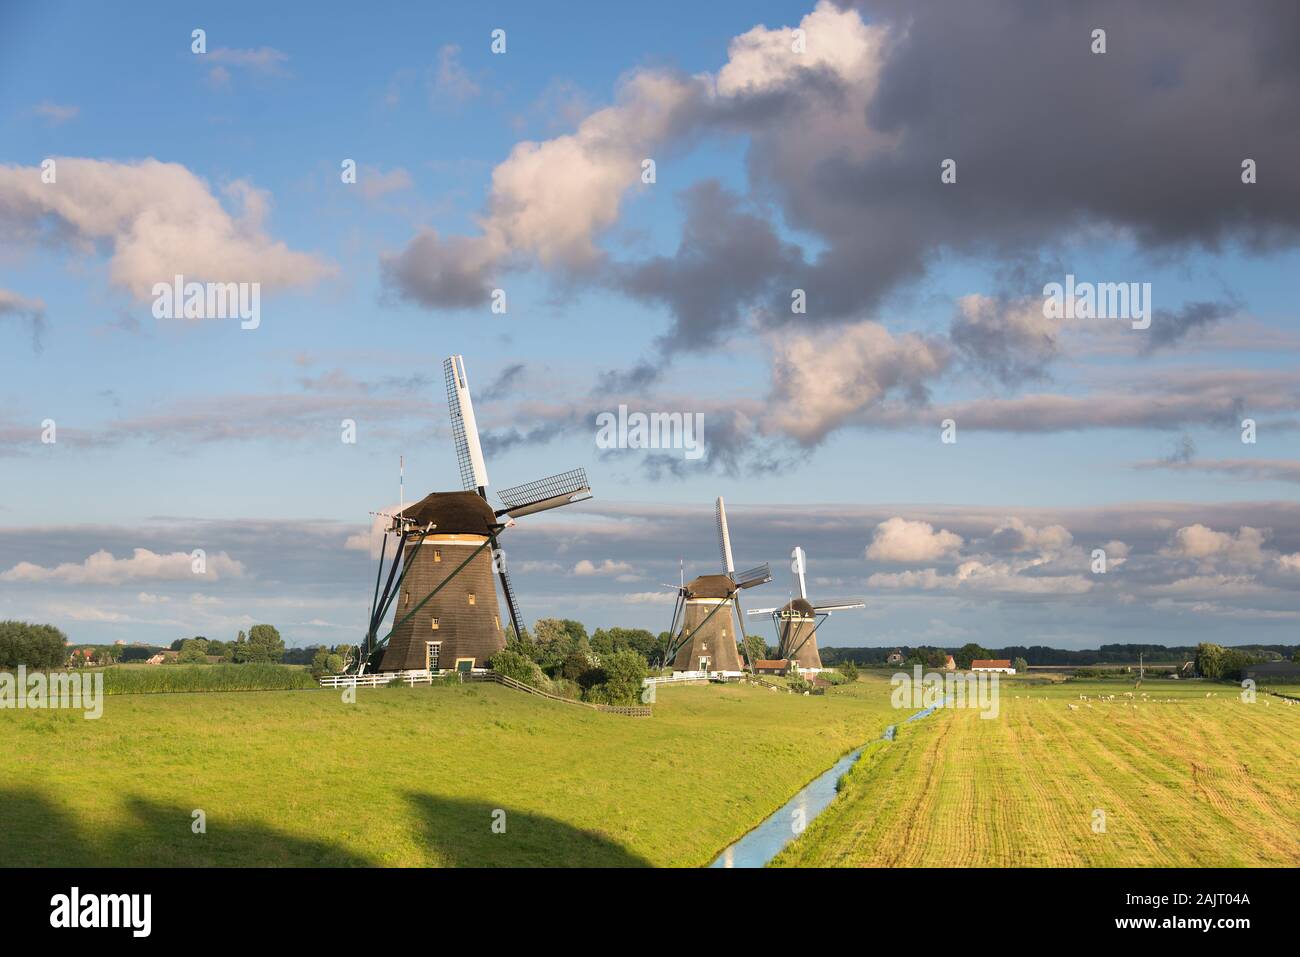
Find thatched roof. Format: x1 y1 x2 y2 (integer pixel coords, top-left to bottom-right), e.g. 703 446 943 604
686 574 736 599
398 491 499 536
782 597 816 617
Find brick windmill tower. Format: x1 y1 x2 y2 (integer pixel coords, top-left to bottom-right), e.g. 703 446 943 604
664 497 771 674
355 356 593 675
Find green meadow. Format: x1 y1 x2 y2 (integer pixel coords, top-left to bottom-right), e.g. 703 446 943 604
774 678 1300 867
0 675 898 867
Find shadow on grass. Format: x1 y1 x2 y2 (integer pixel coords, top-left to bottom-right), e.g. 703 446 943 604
0 788 651 867
404 792 651 867
0 788 370 867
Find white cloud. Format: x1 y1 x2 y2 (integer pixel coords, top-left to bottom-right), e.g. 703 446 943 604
32 101 79 125
573 558 634 576
430 44 479 104
358 166 412 201
0 158 333 300
714 0 882 97
1160 524 1270 566
0 548 245 584
867 517 964 563
766 321 950 444
868 560 1093 596
988 517 1074 558
623 590 676 604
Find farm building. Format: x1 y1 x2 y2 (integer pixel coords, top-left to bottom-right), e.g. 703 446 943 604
886 649 904 665
943 654 956 671
752 659 790 676
971 659 1015 674
145 650 179 665
1243 661 1300 682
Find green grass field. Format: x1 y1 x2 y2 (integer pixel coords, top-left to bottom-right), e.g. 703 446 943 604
773 679 1300 867
0 675 897 867
5 671 1295 867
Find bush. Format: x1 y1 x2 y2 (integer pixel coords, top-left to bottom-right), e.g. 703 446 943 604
490 647 545 688
838 660 859 682
585 648 648 705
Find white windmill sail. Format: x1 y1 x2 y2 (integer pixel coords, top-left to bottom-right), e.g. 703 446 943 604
444 355 490 494
716 497 735 575
791 546 808 600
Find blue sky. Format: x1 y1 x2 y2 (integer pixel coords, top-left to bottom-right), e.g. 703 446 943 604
2 0 1298 650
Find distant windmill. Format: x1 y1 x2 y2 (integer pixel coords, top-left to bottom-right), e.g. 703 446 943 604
354 355 592 675
662 497 771 674
747 547 863 671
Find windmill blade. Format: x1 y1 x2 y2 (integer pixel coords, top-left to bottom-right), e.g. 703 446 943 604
791 546 808 600
489 531 526 642
495 468 592 518
444 355 490 493
812 597 866 613
733 563 772 590
745 606 779 616
715 497 735 574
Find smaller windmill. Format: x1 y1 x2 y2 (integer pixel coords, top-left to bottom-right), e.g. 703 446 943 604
662 497 771 674
747 547 863 672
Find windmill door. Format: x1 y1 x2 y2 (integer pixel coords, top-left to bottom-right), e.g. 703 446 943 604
698 656 710 672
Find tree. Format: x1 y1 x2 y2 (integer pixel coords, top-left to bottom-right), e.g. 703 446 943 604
239 624 285 663
0 621 68 668
1195 642 1225 679
956 643 994 669
1012 656 1029 675
178 639 208 664
742 634 767 668
591 649 648 705
838 659 859 682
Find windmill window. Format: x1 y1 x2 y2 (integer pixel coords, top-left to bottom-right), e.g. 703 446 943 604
430 618 440 630
426 641 441 670
467 593 476 605
433 549 442 562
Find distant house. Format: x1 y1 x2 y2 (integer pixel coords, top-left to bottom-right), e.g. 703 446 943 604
886 649 904 665
753 659 790 676
971 658 1015 674
145 650 179 666
203 655 225 664
943 654 957 671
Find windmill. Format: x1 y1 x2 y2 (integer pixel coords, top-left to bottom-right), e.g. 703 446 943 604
354 355 592 675
746 547 864 672
662 497 771 674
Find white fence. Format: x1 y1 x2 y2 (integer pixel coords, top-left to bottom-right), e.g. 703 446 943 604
317 669 456 688
643 670 742 687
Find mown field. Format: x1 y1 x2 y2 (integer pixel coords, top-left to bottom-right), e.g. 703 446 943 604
0 675 898 867
774 679 1300 867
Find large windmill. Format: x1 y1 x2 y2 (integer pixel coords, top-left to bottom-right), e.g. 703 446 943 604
354 355 592 675
747 546 863 672
662 497 771 674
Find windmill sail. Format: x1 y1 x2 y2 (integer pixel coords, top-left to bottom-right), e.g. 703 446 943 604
716 497 735 574
496 469 591 518
733 563 772 590
812 597 866 612
444 355 490 493
791 546 808 600
492 538 526 641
